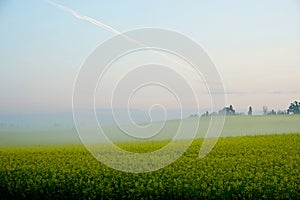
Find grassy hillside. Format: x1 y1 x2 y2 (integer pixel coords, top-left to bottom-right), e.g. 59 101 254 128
1 115 300 146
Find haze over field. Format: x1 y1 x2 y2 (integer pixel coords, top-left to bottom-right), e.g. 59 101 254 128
1 115 300 147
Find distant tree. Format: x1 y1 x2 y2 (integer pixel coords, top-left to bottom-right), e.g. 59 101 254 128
263 106 268 115
219 105 236 116
268 109 276 115
230 105 234 113
248 106 253 116
277 110 286 115
190 114 199 118
287 101 300 114
201 111 209 117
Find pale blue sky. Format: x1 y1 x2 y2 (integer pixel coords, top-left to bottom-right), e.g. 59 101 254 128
1 0 300 114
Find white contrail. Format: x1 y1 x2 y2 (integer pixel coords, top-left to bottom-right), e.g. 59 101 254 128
47 1 190 68
47 1 120 34
47 0 142 45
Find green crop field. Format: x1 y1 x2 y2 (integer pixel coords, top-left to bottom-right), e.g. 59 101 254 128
1 134 299 199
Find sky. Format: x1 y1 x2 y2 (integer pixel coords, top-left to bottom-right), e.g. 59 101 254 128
1 0 300 116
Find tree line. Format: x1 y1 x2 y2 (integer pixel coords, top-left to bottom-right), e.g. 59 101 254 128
191 100 300 117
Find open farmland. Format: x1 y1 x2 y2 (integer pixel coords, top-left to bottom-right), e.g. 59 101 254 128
1 134 299 199
1 115 300 146
2 1 300 199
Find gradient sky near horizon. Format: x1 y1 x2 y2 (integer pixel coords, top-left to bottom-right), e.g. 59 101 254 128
1 0 300 114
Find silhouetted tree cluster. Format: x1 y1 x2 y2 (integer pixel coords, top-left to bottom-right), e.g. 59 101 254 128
277 110 286 115
189 114 199 118
219 105 235 116
201 111 209 117
268 109 276 115
287 101 300 114
264 101 300 115
197 100 299 117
